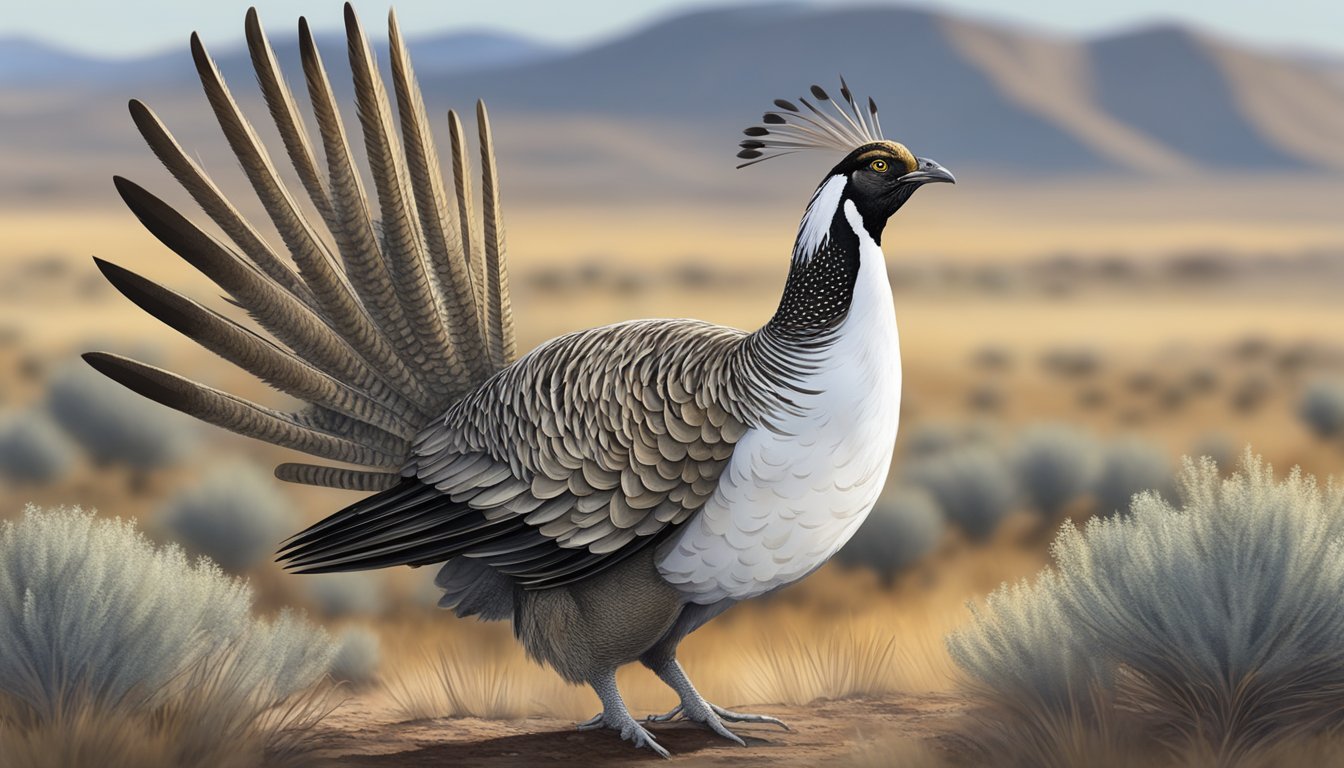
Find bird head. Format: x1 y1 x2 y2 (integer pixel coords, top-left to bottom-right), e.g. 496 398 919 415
829 141 954 241
737 79 953 244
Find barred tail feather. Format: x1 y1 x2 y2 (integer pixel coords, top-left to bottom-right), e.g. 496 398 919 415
87 3 517 490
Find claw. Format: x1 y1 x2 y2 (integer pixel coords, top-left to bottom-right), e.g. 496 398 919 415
647 699 753 746
709 703 790 731
646 704 685 723
699 714 747 747
576 712 605 731
577 710 670 758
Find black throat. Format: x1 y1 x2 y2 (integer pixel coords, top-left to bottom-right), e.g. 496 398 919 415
766 203 864 339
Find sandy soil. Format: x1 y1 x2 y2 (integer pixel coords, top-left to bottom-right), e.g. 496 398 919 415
312 693 971 767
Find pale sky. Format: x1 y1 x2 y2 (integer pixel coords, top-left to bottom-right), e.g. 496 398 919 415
3 0 1341 58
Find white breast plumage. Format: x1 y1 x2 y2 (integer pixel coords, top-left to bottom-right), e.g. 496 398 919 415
658 200 901 604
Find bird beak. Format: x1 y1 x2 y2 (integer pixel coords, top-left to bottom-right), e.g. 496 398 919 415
902 157 956 185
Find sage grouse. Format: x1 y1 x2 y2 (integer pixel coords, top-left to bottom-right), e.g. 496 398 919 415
85 4 954 757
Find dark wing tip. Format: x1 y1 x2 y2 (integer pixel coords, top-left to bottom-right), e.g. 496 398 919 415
81 353 184 412
736 149 763 160
773 98 798 112
762 112 786 125
111 174 138 199
742 126 769 137
93 259 197 336
809 84 828 100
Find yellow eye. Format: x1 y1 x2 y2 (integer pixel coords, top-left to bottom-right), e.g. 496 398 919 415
870 159 888 173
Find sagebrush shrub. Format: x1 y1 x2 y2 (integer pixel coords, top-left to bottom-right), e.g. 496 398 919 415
1299 379 1344 440
159 462 295 571
304 572 385 618
1012 425 1099 519
949 454 1344 763
902 423 964 458
46 363 189 475
905 445 1017 541
837 486 945 580
1091 437 1172 517
0 506 335 766
0 409 74 485
330 626 381 686
1039 346 1101 378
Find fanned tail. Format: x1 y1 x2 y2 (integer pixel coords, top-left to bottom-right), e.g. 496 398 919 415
87 4 516 490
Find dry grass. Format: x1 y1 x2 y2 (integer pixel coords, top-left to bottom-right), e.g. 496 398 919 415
0 676 337 768
382 547 1040 723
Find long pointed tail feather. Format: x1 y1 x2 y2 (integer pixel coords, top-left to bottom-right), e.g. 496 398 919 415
88 4 516 490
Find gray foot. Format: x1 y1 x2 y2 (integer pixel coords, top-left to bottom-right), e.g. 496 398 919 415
584 669 671 758
579 708 670 757
647 698 790 745
643 657 790 746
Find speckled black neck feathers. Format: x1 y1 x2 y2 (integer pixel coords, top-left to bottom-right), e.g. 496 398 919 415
766 209 861 338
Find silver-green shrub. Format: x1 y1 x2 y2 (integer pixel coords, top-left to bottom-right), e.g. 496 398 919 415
0 506 334 724
1091 437 1173 517
905 445 1017 541
837 486 946 581
949 455 1344 760
1012 424 1099 519
330 625 381 686
304 572 385 618
46 363 190 476
159 462 295 571
1299 379 1344 440
0 409 74 486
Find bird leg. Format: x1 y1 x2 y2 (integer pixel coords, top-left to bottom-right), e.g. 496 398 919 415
580 668 670 758
644 657 790 744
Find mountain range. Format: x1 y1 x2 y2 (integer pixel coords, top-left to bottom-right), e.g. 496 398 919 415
2 2 1341 208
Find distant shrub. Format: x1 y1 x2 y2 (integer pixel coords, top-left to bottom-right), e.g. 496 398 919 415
304 572 384 618
1231 373 1272 414
0 506 335 766
1124 369 1159 395
1230 335 1272 362
949 455 1344 764
906 446 1017 541
837 487 946 581
159 463 295 571
902 423 964 458
971 345 1013 372
1075 387 1108 411
1091 438 1173 517
47 363 190 482
330 626 381 687
1184 366 1219 395
1012 425 1099 520
1274 343 1316 378
966 384 1003 413
1040 347 1101 379
1299 380 1344 440
0 409 74 486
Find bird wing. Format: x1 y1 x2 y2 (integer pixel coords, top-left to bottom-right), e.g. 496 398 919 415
276 319 755 589
84 5 513 490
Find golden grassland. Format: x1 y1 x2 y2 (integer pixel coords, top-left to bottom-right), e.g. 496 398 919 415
375 548 1033 722
1 184 1343 763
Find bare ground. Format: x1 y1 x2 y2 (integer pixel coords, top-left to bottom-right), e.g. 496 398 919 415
312 693 971 767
